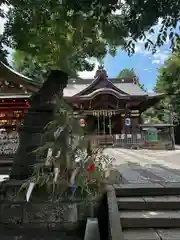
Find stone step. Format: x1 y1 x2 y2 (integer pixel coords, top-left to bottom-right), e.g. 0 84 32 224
1 228 84 240
0 166 11 174
118 196 180 210
115 183 180 197
0 160 13 164
120 210 180 228
123 228 180 240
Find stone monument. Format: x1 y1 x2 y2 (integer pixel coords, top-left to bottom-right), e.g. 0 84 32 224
10 70 68 180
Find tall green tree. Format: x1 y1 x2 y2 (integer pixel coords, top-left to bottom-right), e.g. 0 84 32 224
156 50 180 123
4 3 127 75
12 50 48 82
3 0 180 179
0 1 9 64
117 68 164 123
0 37 8 64
117 68 137 79
117 68 146 90
3 0 180 59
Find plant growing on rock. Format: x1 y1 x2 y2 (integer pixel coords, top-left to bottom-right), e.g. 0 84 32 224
21 97 117 200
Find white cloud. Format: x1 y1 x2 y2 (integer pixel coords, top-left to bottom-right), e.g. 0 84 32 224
134 18 169 55
0 19 5 34
0 4 9 34
134 43 144 53
0 4 9 13
152 59 160 64
133 20 170 66
144 68 152 71
152 52 169 64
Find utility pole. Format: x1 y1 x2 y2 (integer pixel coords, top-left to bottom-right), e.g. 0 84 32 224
169 104 175 150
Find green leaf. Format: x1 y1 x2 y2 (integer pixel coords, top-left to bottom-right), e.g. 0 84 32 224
144 42 149 50
169 32 174 40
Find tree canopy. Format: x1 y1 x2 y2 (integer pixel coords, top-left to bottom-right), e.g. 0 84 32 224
117 68 146 90
1 0 180 70
3 2 128 75
0 1 10 64
145 42 180 125
117 68 137 79
12 50 48 82
116 68 168 123
156 49 180 123
0 37 8 64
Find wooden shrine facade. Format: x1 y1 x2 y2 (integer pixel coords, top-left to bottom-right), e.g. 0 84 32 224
0 61 170 157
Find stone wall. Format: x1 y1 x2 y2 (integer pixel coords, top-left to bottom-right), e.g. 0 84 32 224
0 180 102 240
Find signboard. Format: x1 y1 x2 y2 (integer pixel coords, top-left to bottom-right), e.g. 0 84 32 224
125 118 131 126
147 127 158 141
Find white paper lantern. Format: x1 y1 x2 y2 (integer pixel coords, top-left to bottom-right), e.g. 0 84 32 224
79 118 85 127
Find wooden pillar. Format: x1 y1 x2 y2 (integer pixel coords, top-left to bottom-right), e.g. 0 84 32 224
103 114 106 135
97 115 100 135
131 117 140 133
109 115 112 135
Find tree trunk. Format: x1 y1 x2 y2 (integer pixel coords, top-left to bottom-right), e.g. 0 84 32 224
10 70 68 180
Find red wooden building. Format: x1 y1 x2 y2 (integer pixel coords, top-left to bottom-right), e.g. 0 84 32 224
0 61 170 157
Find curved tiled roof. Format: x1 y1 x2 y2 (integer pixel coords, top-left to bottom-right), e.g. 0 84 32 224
0 61 40 92
78 88 128 99
0 61 163 99
114 83 147 96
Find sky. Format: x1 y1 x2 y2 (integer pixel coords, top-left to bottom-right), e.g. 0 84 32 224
78 43 171 91
0 5 173 92
78 19 172 91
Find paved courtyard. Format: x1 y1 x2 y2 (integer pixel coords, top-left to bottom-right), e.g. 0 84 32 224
105 148 180 184
1 148 180 184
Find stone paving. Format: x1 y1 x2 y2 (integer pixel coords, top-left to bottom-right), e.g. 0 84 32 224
105 148 180 184
1 148 180 184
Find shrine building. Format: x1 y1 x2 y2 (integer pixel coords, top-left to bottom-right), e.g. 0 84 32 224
0 61 172 158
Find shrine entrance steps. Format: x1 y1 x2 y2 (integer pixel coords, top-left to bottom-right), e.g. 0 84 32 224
108 183 180 240
0 156 13 174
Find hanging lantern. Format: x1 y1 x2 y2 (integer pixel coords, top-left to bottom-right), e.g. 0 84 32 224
25 101 31 108
79 118 85 127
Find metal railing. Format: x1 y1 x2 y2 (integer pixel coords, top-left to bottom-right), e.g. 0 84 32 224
87 131 172 148
0 131 173 158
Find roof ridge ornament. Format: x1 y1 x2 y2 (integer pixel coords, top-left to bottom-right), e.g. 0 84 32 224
132 76 137 84
94 64 108 78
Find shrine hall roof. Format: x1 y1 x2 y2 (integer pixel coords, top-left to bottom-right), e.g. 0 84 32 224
0 61 162 98
65 78 155 97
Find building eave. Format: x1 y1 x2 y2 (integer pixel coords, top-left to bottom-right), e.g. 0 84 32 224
139 93 165 112
0 61 40 92
0 93 31 99
139 123 174 128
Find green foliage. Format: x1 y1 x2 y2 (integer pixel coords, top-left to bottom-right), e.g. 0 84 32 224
156 49 180 122
117 68 137 79
0 37 8 64
12 50 48 82
23 97 114 198
120 0 180 53
117 68 146 91
4 2 127 75
0 1 10 64
116 68 167 123
64 0 180 53
142 105 168 124
2 0 180 67
145 45 180 125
